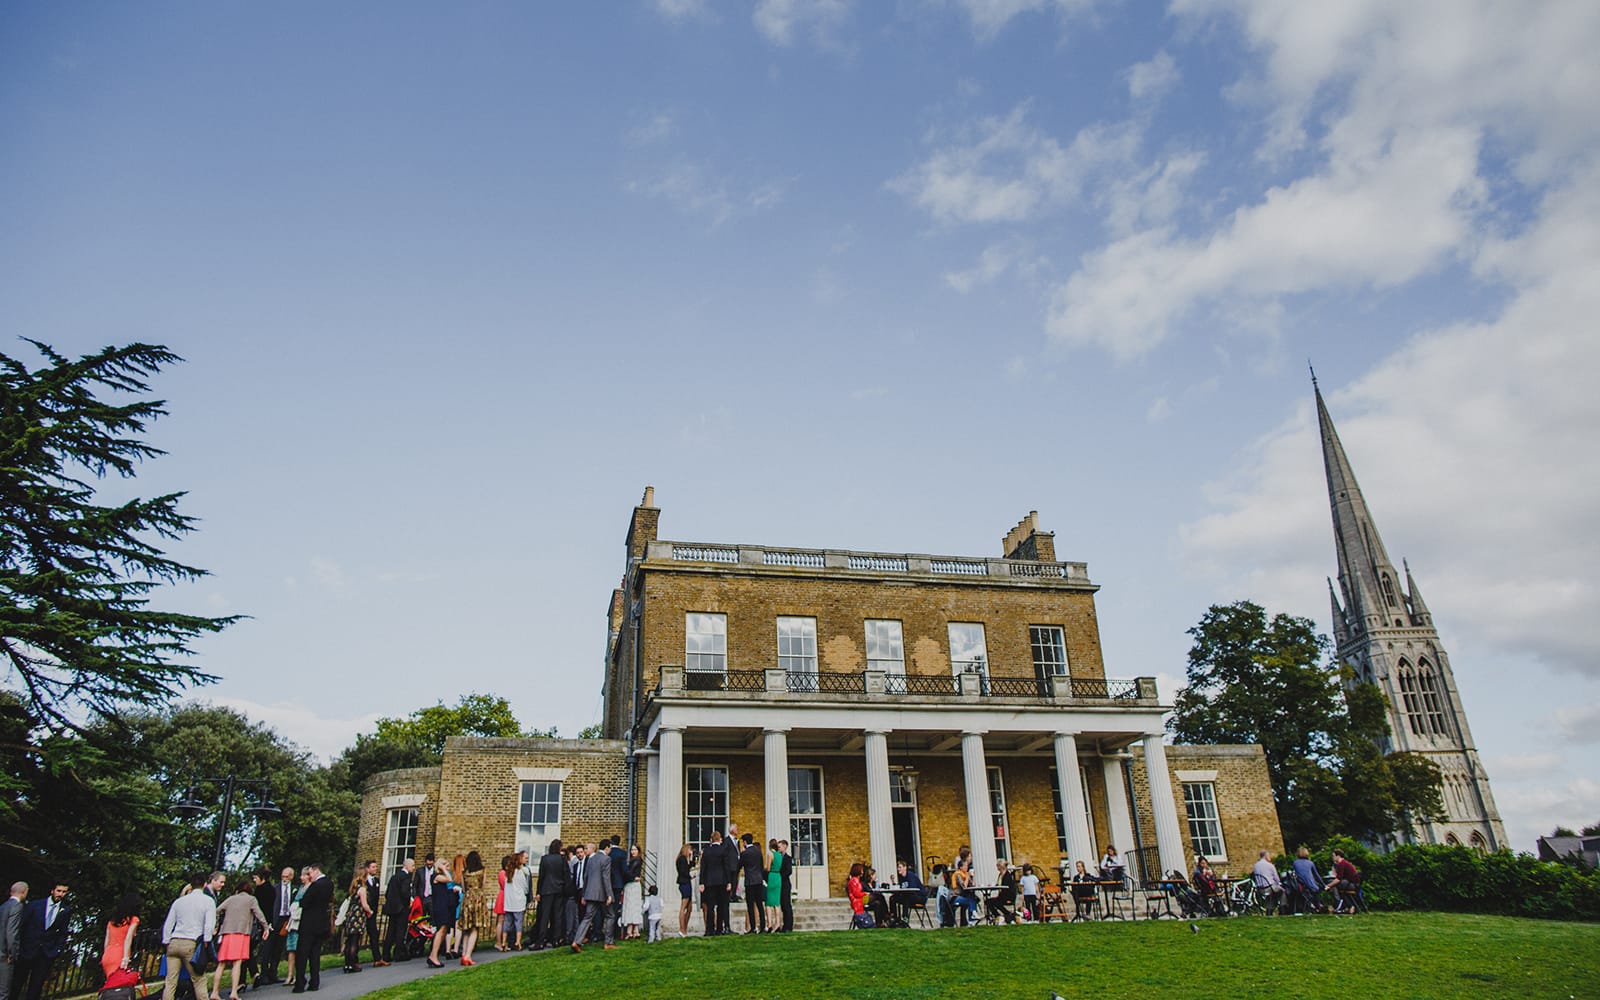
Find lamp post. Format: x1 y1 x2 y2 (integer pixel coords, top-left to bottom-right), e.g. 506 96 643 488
173 776 282 872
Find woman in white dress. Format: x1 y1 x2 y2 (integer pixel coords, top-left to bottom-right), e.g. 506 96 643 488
620 844 645 939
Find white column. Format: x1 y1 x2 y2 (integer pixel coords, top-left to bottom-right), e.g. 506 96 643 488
658 727 684 878
1143 733 1187 877
641 748 661 881
1101 754 1136 859
763 729 790 854
1053 732 1096 868
960 731 998 882
863 729 897 881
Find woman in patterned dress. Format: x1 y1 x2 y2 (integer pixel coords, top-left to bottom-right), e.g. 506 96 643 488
454 851 490 966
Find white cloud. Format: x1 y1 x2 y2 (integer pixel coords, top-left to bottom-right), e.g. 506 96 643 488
651 0 712 20
625 111 677 146
943 239 1044 293
954 0 1097 42
1125 50 1179 101
309 555 350 593
889 104 1141 224
1548 704 1600 746
1491 775 1600 854
625 160 788 225
753 0 850 48
204 695 382 764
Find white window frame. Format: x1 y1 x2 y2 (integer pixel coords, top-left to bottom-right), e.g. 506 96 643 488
686 612 727 674
1183 782 1227 862
515 781 562 856
686 764 730 850
777 616 818 678
865 619 904 674
1048 765 1098 858
1029 625 1069 678
383 808 419 880
787 766 827 869
948 622 988 677
986 766 1011 863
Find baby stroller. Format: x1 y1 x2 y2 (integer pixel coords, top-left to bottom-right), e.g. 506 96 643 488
1169 875 1210 919
1282 873 1324 915
404 896 437 958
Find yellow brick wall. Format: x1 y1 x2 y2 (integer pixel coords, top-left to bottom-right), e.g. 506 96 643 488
633 571 1105 698
356 767 441 884
1127 744 1283 878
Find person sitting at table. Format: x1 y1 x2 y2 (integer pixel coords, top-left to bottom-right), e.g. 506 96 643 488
893 861 925 925
861 868 890 928
1069 861 1099 920
1192 855 1226 916
846 863 870 927
984 861 1019 924
1292 847 1326 913
947 864 978 927
930 865 953 927
1099 845 1126 884
1251 850 1283 914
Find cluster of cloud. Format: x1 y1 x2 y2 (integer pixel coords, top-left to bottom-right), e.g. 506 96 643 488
650 0 851 48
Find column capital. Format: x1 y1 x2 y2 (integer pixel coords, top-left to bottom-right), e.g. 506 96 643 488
1143 731 1167 742
862 728 892 737
659 724 685 735
633 747 659 758
763 727 791 736
960 729 988 738
1053 730 1080 740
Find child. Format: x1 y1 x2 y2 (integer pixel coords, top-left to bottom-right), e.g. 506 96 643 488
645 885 664 942
1019 864 1040 923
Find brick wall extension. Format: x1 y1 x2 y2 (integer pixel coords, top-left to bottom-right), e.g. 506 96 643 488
1127 743 1283 877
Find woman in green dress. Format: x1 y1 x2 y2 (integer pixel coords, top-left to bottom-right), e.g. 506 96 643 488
764 840 783 933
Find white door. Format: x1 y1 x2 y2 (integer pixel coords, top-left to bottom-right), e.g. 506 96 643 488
789 767 829 898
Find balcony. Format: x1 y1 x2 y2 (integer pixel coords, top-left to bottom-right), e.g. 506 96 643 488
654 665 1156 707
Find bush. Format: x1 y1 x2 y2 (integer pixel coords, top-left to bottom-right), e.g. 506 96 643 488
1312 836 1600 921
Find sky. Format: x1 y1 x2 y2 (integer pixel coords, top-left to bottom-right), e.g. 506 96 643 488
2 1 1596 855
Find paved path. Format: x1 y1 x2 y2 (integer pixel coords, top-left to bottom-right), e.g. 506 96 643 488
261 948 543 1000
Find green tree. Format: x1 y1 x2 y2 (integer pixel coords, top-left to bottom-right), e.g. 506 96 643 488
1 341 238 731
371 693 526 756
1170 600 1444 848
577 723 603 739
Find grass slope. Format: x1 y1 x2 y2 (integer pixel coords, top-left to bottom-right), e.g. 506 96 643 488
368 913 1600 999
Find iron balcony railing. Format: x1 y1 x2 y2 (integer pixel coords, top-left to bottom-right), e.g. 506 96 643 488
659 666 1154 704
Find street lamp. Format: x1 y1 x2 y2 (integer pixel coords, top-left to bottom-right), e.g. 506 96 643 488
172 775 282 871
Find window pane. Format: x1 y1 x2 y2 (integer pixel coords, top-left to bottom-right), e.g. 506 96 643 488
687 766 730 848
949 623 988 674
686 612 727 673
1030 625 1068 677
787 768 825 868
865 620 904 671
777 616 817 674
987 766 1010 863
1183 783 1225 859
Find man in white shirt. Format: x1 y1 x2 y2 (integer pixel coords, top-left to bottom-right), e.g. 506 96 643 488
1251 850 1283 913
161 874 217 1000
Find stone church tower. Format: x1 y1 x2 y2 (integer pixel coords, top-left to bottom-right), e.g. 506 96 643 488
1317 380 1507 852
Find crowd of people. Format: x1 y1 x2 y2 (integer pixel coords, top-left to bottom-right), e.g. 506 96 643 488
0 834 1366 1000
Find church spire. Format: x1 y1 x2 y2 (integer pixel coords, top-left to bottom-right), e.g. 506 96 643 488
1404 559 1432 625
1316 379 1403 632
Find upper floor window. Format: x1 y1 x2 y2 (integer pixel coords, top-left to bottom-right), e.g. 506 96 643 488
686 613 727 674
516 781 561 855
777 616 818 676
948 623 988 676
865 619 904 674
1417 661 1449 736
1183 782 1227 861
1029 625 1068 679
1397 661 1426 736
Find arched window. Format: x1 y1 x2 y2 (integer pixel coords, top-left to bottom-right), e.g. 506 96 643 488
1380 572 1399 608
1396 661 1425 736
1445 832 1461 847
1469 832 1488 857
1418 661 1449 736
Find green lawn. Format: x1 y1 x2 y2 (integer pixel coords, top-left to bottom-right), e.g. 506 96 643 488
363 912 1600 999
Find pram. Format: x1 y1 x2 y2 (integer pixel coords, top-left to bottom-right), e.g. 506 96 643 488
1168 875 1211 919
403 896 437 959
1281 872 1325 914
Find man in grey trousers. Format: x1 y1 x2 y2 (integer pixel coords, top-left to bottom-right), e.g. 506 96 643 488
0 882 28 1000
568 843 614 952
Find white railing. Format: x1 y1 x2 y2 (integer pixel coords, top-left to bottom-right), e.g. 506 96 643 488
930 559 988 576
763 549 826 568
671 545 738 563
848 554 909 572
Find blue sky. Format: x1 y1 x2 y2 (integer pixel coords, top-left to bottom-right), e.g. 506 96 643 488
3 1 1596 853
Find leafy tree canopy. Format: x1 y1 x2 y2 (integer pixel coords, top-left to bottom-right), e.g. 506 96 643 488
371 693 527 757
577 723 603 739
1 341 238 731
1170 600 1444 849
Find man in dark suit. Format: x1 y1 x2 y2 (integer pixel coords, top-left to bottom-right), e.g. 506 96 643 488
0 881 28 1000
381 859 414 964
249 869 276 987
259 867 294 985
292 865 333 994
776 840 795 932
563 847 581 945
568 844 613 952
736 835 766 933
698 831 730 936
359 860 384 967
605 836 627 941
533 839 567 950
14 883 69 1000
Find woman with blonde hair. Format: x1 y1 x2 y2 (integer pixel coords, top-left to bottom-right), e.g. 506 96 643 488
675 844 695 937
426 859 457 968
283 868 310 987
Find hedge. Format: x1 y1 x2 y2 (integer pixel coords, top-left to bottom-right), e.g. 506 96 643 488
1296 836 1600 921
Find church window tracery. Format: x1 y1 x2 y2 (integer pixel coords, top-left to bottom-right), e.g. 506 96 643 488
1381 572 1399 608
1417 661 1449 736
1396 661 1425 736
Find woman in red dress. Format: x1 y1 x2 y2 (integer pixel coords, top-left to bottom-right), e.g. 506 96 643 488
99 893 141 989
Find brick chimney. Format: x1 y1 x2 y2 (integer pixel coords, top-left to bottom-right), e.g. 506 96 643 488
625 486 660 561
1002 511 1056 562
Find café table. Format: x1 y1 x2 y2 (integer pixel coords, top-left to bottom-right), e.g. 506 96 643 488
872 886 927 928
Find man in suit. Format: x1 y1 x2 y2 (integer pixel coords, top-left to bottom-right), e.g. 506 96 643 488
14 883 69 1000
249 869 275 987
359 860 384 967
563 846 582 945
258 867 294 985
568 843 613 953
775 841 795 932
533 839 567 951
411 853 435 911
381 859 414 964
605 836 627 941
698 831 729 936
292 864 333 994
735 835 766 934
0 882 27 1000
